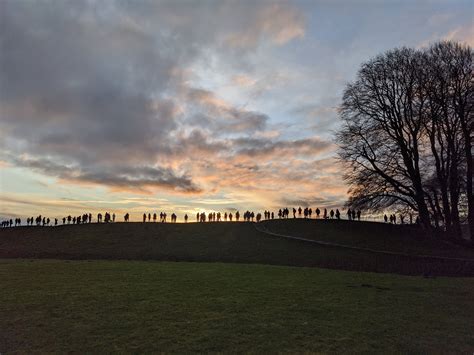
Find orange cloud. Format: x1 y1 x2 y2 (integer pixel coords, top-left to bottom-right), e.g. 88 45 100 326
225 3 305 48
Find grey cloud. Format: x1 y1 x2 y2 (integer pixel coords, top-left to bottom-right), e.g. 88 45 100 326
185 88 268 133
233 137 333 156
9 155 200 193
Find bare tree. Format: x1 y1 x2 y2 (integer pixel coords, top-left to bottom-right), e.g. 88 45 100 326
338 47 432 229
337 41 473 238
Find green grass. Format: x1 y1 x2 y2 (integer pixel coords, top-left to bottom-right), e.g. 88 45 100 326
1 221 474 275
1 259 473 353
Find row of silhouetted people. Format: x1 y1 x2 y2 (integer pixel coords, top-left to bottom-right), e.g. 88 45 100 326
2 208 362 227
384 213 419 225
3 207 428 227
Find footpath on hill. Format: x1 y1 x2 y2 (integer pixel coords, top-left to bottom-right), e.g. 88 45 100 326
254 221 474 262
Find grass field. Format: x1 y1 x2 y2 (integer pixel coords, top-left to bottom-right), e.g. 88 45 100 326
1 259 473 353
1 220 474 275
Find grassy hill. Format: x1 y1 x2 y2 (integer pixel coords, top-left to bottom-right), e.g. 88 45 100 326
1 259 474 353
1 220 473 276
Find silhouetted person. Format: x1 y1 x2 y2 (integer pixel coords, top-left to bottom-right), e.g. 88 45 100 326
347 209 352 220
335 209 340 220
351 210 356 220
316 208 320 218
400 214 405 224
143 213 146 222
184 214 188 223
236 211 240 221
330 209 334 219
384 214 388 223
323 208 327 219
357 210 361 221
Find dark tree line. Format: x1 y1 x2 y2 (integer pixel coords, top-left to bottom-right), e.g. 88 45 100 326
337 41 473 239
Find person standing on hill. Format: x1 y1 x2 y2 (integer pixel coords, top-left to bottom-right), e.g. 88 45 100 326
347 209 352 220
357 210 361 221
335 209 340 219
143 213 146 222
316 208 320 218
184 214 188 223
384 214 388 223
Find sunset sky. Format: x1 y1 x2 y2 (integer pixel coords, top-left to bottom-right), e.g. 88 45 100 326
1 0 473 220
